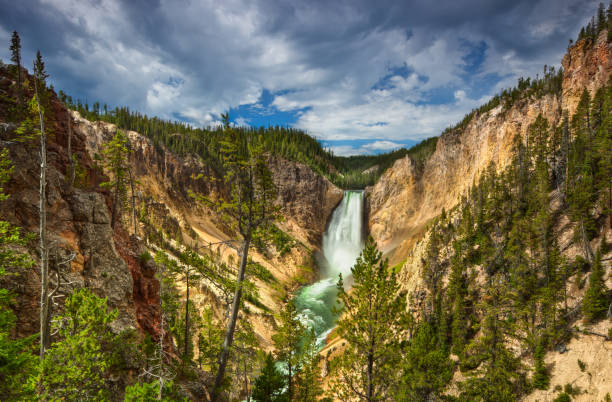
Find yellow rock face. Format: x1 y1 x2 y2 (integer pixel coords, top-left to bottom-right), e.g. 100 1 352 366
367 32 611 271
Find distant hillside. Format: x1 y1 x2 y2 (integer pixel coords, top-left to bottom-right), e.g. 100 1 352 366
58 97 428 189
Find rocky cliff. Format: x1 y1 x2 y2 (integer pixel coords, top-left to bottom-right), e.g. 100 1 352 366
0 82 145 342
0 63 342 358
269 157 343 247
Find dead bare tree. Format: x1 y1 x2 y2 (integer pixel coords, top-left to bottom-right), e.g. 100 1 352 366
141 261 175 399
67 112 75 186
33 58 50 357
127 150 138 237
48 250 77 338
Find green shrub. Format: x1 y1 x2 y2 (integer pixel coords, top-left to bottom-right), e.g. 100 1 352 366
564 383 581 396
533 343 550 390
124 380 185 401
553 392 571 402
139 251 152 264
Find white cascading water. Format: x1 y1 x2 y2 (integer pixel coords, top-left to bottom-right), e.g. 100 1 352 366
293 190 365 347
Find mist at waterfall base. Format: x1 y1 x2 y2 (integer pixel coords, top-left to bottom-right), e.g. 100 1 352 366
293 190 365 347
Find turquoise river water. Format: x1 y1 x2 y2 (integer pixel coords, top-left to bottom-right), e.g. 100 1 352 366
292 190 365 347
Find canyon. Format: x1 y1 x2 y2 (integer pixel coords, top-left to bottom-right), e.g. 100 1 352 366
0 24 611 402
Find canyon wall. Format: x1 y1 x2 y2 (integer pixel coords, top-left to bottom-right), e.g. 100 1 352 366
365 30 612 401
367 30 612 267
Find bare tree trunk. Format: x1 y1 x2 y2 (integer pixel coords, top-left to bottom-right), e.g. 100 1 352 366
159 268 165 401
35 76 49 357
184 270 190 359
128 162 137 237
287 364 293 400
111 174 119 229
243 358 249 402
67 113 75 186
366 350 373 401
211 235 251 401
580 219 594 263
560 117 570 194
16 63 21 106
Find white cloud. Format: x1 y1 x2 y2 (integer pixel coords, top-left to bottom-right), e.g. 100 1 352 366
363 140 404 151
329 145 369 157
1 0 597 143
0 26 9 62
329 139 411 156
146 81 182 111
234 117 250 127
454 90 467 102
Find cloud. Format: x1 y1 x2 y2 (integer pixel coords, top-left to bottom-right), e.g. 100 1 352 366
363 140 405 151
326 139 415 156
0 0 599 146
234 117 250 127
329 145 370 157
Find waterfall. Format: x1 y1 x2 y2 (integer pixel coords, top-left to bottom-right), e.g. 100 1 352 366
293 190 365 346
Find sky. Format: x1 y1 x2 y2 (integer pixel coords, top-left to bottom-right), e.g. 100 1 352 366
0 0 602 156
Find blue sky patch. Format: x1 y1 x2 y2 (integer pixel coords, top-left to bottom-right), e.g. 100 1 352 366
322 138 418 156
230 89 310 128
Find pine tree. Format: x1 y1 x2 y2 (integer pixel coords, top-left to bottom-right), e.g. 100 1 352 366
100 130 130 228
159 247 212 361
251 353 286 402
201 113 280 401
329 238 408 401
595 79 612 224
124 380 179 401
34 50 49 83
422 226 444 320
568 90 596 262
532 341 550 390
9 31 22 105
33 51 51 358
597 2 607 34
272 300 307 400
460 274 527 401
38 288 119 401
198 307 223 372
231 320 259 401
608 2 612 42
581 248 609 323
294 341 324 402
150 252 179 400
397 321 454 401
448 246 470 356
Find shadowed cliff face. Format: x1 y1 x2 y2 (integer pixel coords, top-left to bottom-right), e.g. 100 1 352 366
269 157 343 247
0 82 142 339
367 30 612 267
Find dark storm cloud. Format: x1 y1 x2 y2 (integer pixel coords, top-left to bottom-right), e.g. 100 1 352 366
0 0 600 146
